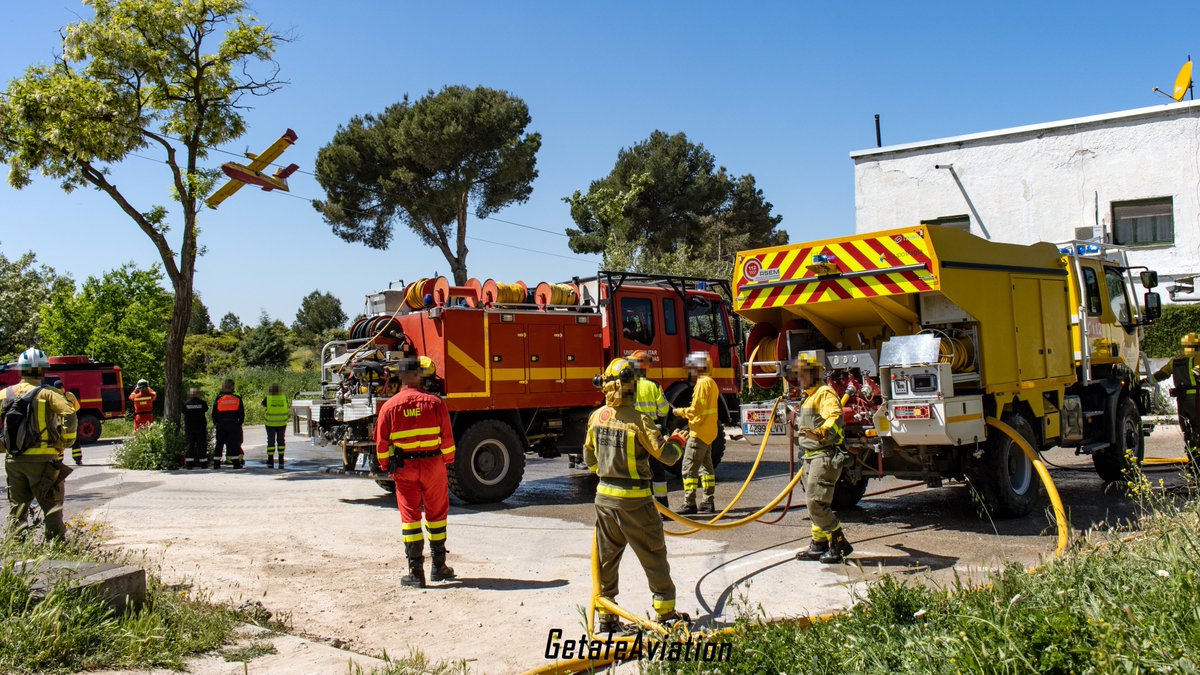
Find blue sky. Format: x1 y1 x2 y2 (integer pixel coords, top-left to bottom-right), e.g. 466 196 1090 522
1 1 1196 325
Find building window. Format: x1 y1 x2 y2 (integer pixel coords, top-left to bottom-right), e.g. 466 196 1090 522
921 215 970 232
1111 197 1173 246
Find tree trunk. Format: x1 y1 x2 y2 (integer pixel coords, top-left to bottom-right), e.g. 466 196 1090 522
453 192 469 285
163 282 192 424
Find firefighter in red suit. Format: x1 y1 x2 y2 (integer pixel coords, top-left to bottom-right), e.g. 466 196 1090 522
129 379 157 430
375 356 457 588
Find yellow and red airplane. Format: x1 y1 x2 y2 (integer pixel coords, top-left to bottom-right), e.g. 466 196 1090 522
205 129 299 209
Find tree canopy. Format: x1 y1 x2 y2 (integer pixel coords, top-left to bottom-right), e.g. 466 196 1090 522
565 130 786 277
189 295 214 335
293 290 347 338
313 85 542 284
0 0 286 422
39 263 173 384
238 312 289 369
218 312 243 334
0 247 72 361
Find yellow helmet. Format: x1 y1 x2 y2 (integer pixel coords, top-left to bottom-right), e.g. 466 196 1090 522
417 355 436 378
1182 333 1200 349
602 358 636 383
794 351 824 373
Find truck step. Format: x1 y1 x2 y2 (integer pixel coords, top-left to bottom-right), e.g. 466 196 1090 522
1075 442 1109 456
320 467 390 480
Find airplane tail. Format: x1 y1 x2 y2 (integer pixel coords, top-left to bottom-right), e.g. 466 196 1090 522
268 163 300 192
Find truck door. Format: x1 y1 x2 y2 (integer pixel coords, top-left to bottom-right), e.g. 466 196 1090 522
686 295 733 380
616 294 658 360
526 322 564 394
490 318 528 396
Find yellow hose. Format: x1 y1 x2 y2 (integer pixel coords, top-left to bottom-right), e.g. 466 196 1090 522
494 281 526 304
403 278 429 309
985 416 1070 557
1143 456 1191 465
543 283 579 306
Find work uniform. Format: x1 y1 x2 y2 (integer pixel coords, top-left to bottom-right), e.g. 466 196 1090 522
375 385 456 575
3 377 77 539
634 376 671 507
795 384 847 543
129 387 157 430
1156 355 1200 452
182 396 208 469
585 388 685 626
674 374 719 511
262 393 290 467
62 389 83 464
212 392 245 468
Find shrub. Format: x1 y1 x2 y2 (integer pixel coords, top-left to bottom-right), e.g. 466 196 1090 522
112 421 185 470
203 367 320 426
1142 303 1200 357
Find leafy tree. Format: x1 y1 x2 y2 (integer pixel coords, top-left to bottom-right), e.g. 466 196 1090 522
39 263 173 384
313 85 542 284
218 312 243 334
565 130 787 274
189 294 214 335
293 290 347 338
0 247 72 360
0 0 287 423
182 332 239 376
238 312 289 368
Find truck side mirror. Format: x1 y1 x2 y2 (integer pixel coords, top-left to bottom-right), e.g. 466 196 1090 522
1143 292 1162 321
1140 270 1159 289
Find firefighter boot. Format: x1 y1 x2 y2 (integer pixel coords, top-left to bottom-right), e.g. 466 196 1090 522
278 453 285 469
597 613 627 635
698 500 716 514
819 529 854 564
430 542 456 582
266 455 275 469
798 537 829 561
657 611 692 629
401 557 426 588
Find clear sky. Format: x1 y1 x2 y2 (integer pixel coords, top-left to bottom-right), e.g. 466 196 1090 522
1 1 1196 325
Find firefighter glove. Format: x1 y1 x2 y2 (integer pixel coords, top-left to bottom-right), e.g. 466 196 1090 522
669 430 689 447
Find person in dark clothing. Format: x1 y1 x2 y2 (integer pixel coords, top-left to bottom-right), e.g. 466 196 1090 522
211 379 245 469
182 388 208 469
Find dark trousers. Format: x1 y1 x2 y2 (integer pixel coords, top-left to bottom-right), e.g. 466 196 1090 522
214 424 243 463
265 425 286 461
184 427 207 467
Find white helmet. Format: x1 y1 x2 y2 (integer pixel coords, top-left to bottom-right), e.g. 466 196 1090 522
137 379 149 387
17 347 49 372
685 351 711 372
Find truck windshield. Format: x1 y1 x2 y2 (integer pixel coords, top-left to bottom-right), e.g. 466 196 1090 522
687 297 728 345
1104 267 1132 325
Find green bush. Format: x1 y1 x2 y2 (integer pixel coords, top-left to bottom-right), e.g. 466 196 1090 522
1142 304 1200 357
203 367 320 426
112 421 185 470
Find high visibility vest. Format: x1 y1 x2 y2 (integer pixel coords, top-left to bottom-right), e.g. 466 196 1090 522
264 394 290 427
796 385 844 455
1172 356 1198 396
634 378 669 418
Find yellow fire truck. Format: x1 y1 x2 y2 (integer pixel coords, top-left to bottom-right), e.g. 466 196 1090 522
733 226 1162 516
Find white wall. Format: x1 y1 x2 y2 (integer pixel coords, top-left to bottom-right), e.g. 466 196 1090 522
851 102 1200 294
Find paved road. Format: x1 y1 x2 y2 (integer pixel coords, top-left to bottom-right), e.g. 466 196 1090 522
9 422 1191 672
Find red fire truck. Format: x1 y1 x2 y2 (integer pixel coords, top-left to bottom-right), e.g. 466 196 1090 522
0 355 126 444
295 271 742 503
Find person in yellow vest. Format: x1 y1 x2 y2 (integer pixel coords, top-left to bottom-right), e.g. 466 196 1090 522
261 384 290 469
629 350 672 514
1154 332 1200 454
792 352 853 564
585 358 690 633
2 348 77 540
45 377 83 465
672 351 719 514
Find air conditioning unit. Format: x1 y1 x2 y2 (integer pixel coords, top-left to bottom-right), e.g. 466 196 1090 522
1074 226 1098 241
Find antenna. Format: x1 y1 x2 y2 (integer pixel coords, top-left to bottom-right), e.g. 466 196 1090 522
1153 56 1193 101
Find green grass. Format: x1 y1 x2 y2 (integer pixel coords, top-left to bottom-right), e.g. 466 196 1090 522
221 639 278 662
202 367 320 426
0 520 268 673
349 650 470 675
648 486 1200 674
99 417 133 439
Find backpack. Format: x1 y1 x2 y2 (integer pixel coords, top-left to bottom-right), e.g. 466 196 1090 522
1 385 48 456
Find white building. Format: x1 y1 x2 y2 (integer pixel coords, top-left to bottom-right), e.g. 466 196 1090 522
850 100 1200 300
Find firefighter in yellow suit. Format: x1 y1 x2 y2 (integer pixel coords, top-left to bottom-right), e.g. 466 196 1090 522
673 351 719 514
1155 332 1200 455
585 358 690 633
792 352 853 564
629 350 671 512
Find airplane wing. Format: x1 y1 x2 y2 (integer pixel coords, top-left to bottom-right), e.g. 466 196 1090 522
246 129 298 172
205 178 245 210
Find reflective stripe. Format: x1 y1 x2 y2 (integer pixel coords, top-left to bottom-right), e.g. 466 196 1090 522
596 483 652 499
264 394 289 425
378 448 393 459
402 531 425 543
652 598 675 613
682 478 699 490
652 482 668 496
22 447 60 456
700 476 716 487
395 438 441 450
625 432 639 480
441 445 455 455
424 519 447 529
389 426 441 440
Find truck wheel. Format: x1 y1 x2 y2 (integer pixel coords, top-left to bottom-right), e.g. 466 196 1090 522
76 414 102 445
830 475 869 509
965 413 1042 518
1093 398 1144 483
448 419 526 503
375 480 396 493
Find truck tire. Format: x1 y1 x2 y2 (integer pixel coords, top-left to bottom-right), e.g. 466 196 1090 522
448 419 526 503
1092 398 1144 483
76 413 102 445
830 475 869 509
965 412 1042 518
375 479 396 492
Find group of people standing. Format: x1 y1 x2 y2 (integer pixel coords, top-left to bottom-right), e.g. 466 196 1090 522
181 380 292 469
